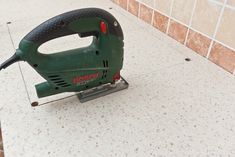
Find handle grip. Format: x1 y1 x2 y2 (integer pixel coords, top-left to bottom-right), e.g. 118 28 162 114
23 8 123 45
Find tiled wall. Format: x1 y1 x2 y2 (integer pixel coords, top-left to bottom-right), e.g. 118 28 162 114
112 0 235 74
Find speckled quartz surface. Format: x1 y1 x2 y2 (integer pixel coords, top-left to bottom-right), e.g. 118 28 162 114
0 0 235 157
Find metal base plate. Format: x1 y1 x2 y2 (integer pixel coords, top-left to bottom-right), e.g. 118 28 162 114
77 77 129 103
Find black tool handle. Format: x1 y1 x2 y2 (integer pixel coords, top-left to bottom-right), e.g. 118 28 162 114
23 8 124 45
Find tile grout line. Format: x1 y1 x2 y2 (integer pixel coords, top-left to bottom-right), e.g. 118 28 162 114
184 0 198 46
206 0 228 59
209 0 224 6
209 0 235 10
183 30 190 46
206 42 214 59
226 4 235 10
166 0 175 35
6 24 32 105
151 9 154 26
151 0 157 26
166 0 175 34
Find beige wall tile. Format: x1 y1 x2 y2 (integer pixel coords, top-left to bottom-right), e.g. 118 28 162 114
112 0 127 9
128 0 139 16
227 0 235 6
186 29 212 57
119 0 128 9
139 4 153 24
139 0 154 7
192 0 222 37
216 7 235 49
154 0 172 15
209 42 235 73
171 0 195 25
112 0 119 4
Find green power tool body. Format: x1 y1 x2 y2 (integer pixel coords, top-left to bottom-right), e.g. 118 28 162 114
0 8 128 103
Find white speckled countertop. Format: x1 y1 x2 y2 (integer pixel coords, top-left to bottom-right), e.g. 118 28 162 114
0 0 235 157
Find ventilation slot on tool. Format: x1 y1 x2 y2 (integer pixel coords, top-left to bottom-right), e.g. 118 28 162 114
102 60 109 79
48 75 60 78
48 75 71 88
102 70 108 79
54 80 66 84
103 60 109 67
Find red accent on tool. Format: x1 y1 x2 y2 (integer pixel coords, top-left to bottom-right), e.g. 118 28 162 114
100 21 107 34
113 71 121 81
73 73 99 84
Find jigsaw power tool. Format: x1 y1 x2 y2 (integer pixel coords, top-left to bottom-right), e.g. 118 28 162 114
0 8 128 103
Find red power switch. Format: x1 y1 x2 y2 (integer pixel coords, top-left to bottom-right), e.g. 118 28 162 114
100 21 107 34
